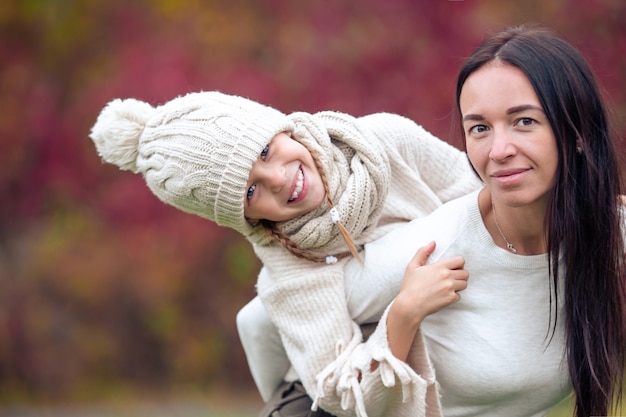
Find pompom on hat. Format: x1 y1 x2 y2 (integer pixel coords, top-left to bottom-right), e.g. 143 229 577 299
89 91 295 236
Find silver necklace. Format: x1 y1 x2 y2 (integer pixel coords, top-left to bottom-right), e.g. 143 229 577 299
491 199 517 254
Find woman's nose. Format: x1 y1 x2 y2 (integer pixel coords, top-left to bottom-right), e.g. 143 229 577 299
489 127 516 162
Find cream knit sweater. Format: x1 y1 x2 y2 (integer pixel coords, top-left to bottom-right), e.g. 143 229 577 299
254 112 481 417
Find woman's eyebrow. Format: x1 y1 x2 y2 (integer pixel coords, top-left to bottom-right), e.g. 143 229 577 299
506 104 544 115
462 104 545 122
462 114 484 122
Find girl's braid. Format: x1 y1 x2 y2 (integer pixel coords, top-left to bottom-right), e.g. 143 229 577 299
261 220 350 263
261 136 362 263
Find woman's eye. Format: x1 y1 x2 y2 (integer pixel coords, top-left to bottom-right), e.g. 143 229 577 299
260 145 269 160
246 184 256 201
469 125 488 134
517 117 534 127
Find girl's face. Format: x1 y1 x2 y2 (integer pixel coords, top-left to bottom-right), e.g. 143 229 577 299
460 62 559 209
244 132 326 223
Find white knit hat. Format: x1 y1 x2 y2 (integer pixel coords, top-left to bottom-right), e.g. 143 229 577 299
89 91 295 236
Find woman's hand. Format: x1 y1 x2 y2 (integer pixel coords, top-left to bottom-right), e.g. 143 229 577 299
387 241 469 361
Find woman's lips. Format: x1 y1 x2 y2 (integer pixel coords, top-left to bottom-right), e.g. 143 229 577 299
490 168 530 185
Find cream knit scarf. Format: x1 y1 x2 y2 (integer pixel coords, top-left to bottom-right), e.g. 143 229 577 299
248 110 391 256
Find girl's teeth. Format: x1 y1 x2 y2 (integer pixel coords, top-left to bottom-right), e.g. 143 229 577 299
290 168 304 201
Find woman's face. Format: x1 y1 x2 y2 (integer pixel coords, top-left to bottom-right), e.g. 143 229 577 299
460 62 559 209
244 132 326 224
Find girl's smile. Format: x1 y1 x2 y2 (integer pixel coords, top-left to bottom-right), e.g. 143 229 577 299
244 132 326 223
287 166 305 203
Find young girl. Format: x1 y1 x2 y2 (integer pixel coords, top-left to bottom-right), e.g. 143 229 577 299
89 91 481 415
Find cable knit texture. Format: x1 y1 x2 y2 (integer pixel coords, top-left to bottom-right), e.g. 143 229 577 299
89 91 294 236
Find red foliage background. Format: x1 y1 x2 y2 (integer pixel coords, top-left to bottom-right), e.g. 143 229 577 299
0 0 624 407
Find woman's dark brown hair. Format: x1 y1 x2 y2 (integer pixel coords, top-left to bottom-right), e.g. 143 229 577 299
456 25 625 416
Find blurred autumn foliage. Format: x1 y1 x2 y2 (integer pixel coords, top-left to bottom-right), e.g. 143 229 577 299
0 0 624 407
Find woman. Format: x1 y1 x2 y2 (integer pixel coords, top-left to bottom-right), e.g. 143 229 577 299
312 25 625 417
453 25 625 416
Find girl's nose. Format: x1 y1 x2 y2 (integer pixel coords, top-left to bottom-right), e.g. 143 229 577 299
261 163 286 192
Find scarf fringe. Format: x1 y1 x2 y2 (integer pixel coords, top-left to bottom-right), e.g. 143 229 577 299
313 320 431 417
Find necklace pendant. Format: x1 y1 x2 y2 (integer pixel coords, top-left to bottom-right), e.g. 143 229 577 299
492 198 518 255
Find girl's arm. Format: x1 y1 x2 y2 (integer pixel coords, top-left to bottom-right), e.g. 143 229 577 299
256 245 414 417
359 113 481 204
254 252 377 417
255 239 465 416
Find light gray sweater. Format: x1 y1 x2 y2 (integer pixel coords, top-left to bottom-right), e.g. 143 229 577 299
337 190 572 416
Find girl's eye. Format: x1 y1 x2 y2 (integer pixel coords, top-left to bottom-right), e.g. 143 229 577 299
246 184 256 201
260 145 269 160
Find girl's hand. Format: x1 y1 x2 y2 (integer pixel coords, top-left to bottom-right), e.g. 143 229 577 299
387 241 469 361
397 241 468 323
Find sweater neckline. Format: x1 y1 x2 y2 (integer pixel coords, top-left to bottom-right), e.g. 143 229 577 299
465 189 560 269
